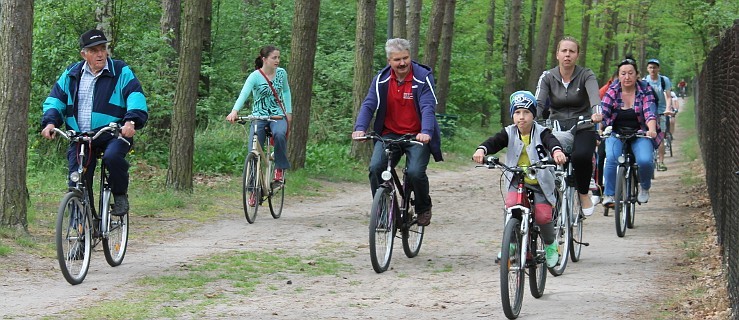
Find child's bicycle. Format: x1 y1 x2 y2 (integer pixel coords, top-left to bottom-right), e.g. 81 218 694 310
480 156 556 319
53 124 130 285
354 133 425 273
237 115 286 224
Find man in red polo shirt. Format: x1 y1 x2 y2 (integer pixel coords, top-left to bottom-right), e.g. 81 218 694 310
352 38 443 226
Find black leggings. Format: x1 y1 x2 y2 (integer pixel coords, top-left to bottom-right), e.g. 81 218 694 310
571 130 598 195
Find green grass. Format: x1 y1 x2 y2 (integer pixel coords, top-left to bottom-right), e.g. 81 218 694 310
675 99 702 186
60 250 351 319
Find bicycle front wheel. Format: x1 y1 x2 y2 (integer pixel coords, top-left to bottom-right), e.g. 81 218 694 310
614 166 628 237
569 188 584 262
665 133 673 157
56 192 92 285
627 168 638 229
402 189 424 258
242 153 261 224
529 232 547 298
548 189 570 276
500 218 525 319
369 187 396 273
102 189 129 266
268 164 284 219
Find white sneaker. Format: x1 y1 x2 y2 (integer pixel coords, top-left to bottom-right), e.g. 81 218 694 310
638 189 650 203
602 195 614 207
591 195 601 205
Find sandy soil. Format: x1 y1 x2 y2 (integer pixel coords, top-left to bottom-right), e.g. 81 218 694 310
0 133 706 320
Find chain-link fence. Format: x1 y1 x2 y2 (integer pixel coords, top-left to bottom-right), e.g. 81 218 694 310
695 19 739 316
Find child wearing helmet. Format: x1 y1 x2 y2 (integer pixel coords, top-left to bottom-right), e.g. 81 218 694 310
472 91 567 268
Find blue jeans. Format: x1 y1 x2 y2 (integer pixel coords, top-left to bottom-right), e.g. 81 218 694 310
604 136 654 195
368 134 432 212
248 119 290 169
67 134 132 195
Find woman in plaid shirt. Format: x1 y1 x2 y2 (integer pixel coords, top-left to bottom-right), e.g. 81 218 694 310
600 55 661 206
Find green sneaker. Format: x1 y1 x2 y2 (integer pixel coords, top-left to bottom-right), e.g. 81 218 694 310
496 243 517 264
545 243 559 268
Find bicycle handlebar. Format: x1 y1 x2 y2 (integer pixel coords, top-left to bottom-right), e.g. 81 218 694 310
236 115 282 124
353 132 424 146
478 156 556 172
53 123 130 145
600 126 652 140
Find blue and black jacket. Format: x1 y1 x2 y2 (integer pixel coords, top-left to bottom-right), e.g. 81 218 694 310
41 57 148 131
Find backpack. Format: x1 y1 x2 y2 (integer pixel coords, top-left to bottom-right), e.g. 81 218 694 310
648 76 667 104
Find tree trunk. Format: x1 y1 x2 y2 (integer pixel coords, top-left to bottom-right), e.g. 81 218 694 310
350 0 377 161
287 0 321 169
160 0 181 52
527 0 556 91
550 0 564 64
579 0 592 67
166 0 207 192
523 0 537 86
0 0 32 229
423 0 445 71
407 0 422 60
200 0 212 96
503 0 522 125
598 9 618 84
392 0 407 38
482 0 495 127
96 0 115 55
435 0 456 114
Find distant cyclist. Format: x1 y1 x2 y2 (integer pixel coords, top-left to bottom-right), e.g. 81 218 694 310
677 79 687 97
643 58 673 171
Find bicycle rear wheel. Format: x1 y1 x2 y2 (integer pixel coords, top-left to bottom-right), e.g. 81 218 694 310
268 163 284 219
529 232 547 298
402 190 424 258
56 192 92 285
614 166 628 237
500 218 525 319
665 133 673 157
548 189 570 276
369 187 396 273
569 188 584 262
242 153 261 224
102 188 129 266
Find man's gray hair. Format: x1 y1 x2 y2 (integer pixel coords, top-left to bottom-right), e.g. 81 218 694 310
385 38 411 58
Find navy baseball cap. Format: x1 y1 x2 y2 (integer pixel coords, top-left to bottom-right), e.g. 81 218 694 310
647 58 660 66
79 29 109 49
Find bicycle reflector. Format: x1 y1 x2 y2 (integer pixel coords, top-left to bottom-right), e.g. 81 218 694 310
381 170 392 181
618 155 626 164
70 172 81 183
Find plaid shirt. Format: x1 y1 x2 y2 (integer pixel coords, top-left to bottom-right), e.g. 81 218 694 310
601 80 662 147
77 62 109 132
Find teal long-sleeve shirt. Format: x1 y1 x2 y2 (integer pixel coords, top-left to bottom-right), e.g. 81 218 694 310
232 67 292 116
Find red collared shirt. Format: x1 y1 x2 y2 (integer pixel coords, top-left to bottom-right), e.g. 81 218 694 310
383 70 420 135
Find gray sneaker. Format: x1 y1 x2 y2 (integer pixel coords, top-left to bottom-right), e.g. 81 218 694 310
638 189 650 203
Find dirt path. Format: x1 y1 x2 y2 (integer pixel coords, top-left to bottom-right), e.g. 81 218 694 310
1 138 694 319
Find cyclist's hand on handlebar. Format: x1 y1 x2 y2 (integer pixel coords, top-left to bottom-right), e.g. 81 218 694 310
646 129 657 139
41 124 56 140
415 133 431 144
351 131 367 140
121 121 136 138
472 149 486 164
552 149 567 165
226 110 239 123
591 113 603 123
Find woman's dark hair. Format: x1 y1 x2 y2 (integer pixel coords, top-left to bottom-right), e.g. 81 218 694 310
617 54 638 74
254 45 278 70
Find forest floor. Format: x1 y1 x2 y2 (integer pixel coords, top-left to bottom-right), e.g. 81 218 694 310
0 126 732 319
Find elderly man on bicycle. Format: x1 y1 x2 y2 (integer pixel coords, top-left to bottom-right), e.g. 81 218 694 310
40 29 148 217
352 38 443 227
